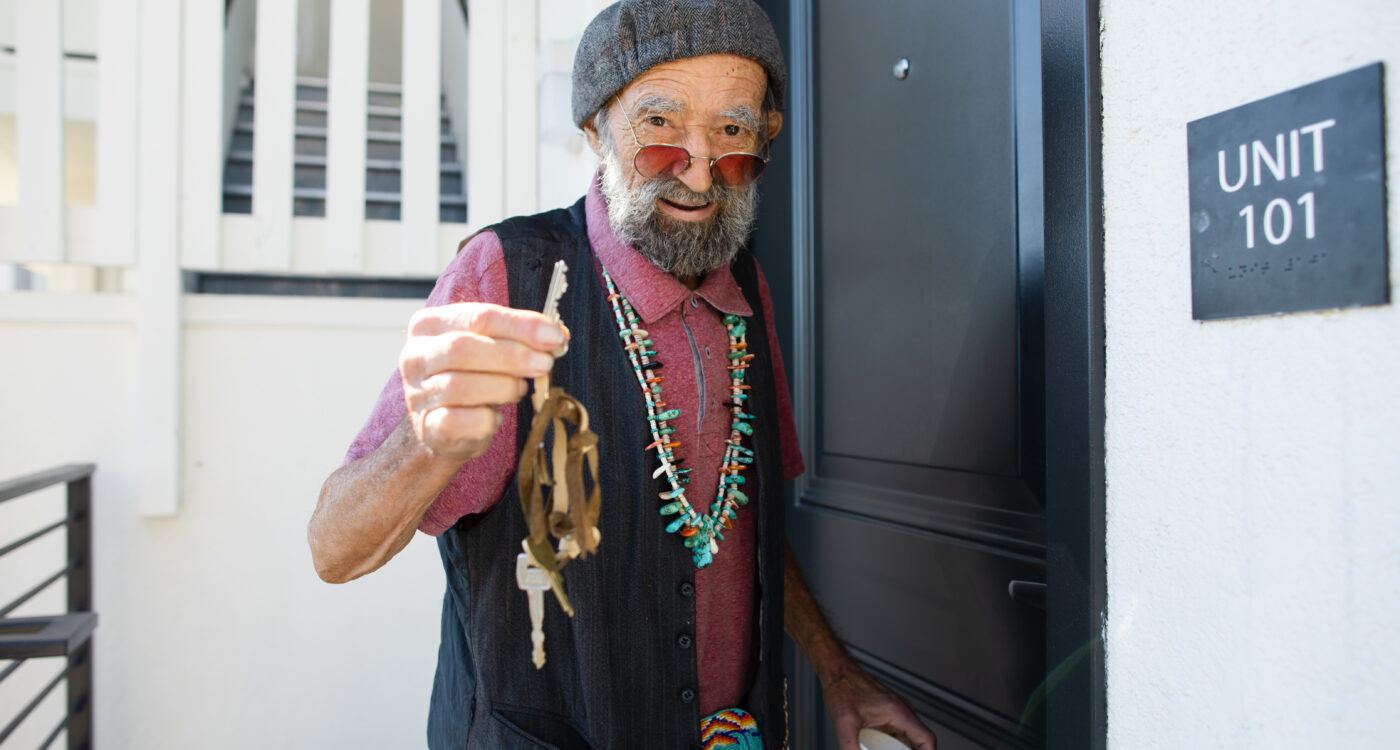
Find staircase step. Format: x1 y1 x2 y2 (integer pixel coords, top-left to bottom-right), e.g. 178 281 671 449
240 95 448 120
232 122 455 144
222 183 467 207
224 150 462 174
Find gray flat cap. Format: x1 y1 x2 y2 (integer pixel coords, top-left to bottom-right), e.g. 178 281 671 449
572 0 786 128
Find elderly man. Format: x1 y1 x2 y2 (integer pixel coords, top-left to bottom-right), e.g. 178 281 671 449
309 2 935 748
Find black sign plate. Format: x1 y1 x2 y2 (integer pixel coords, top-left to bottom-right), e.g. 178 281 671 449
1187 63 1389 320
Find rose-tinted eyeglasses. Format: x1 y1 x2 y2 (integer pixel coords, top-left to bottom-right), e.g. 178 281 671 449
618 100 770 189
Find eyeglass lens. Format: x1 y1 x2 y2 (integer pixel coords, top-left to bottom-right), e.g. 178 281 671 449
633 144 767 188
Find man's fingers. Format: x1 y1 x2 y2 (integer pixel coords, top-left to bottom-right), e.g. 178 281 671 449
424 405 498 439
408 331 555 382
416 405 500 460
410 302 567 352
411 371 528 411
887 721 937 750
833 714 862 750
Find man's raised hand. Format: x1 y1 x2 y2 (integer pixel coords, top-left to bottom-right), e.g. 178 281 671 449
400 303 568 462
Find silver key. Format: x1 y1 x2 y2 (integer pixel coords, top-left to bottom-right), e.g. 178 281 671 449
541 260 569 356
516 552 551 668
541 260 568 324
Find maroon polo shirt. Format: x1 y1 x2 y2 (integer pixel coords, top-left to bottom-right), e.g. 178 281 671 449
346 178 804 716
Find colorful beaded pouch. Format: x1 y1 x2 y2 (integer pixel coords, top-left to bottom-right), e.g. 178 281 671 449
701 707 764 749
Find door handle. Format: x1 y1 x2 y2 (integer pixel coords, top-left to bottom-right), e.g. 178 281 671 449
1007 579 1046 611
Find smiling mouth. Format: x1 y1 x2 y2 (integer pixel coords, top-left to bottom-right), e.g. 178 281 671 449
660 197 712 212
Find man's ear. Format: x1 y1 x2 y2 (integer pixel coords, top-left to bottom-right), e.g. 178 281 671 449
765 109 784 143
583 118 605 158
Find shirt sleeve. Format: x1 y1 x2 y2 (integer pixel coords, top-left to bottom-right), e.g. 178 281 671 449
340 230 520 536
753 263 807 482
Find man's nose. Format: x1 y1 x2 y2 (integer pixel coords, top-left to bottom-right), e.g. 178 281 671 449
674 131 714 193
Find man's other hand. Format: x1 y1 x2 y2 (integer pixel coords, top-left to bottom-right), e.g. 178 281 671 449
822 660 937 750
400 303 568 462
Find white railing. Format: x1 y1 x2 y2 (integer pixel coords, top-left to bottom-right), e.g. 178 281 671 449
0 0 536 279
0 0 543 516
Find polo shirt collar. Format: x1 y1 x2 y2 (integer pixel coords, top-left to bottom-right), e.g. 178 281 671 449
585 176 753 325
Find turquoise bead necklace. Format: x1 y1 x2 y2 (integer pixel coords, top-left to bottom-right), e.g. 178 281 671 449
601 268 755 569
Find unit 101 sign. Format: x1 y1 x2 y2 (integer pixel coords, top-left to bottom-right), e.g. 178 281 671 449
1187 63 1388 321
1218 119 1332 249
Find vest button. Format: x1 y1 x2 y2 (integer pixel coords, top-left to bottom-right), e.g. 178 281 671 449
679 582 695 597
680 688 696 704
677 633 693 649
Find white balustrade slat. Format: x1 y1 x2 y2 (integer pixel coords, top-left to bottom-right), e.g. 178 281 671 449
402 0 443 276
251 0 298 271
12 1 64 263
136 0 184 516
467 0 506 228
324 0 370 273
95 0 140 266
503 0 538 218
181 0 224 270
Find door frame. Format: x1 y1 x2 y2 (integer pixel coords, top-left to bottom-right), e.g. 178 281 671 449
758 0 1106 747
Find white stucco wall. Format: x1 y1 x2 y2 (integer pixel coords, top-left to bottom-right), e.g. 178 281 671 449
0 296 444 749
1101 1 1399 747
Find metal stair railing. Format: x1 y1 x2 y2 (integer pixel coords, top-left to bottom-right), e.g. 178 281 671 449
0 464 97 750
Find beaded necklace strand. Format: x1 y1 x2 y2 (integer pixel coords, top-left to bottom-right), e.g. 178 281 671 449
601 268 756 569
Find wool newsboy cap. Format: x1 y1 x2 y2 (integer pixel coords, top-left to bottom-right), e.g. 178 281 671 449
571 0 786 128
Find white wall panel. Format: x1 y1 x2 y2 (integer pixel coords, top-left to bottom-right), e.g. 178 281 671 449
180 0 224 270
136 0 183 516
11 0 63 262
0 295 439 748
1101 2 1400 748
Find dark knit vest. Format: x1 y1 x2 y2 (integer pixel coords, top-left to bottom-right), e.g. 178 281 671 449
426 199 786 750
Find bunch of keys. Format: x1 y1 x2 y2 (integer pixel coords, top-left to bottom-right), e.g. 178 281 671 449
517 259 592 669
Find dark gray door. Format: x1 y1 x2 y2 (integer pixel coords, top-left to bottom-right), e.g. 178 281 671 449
777 1 1048 747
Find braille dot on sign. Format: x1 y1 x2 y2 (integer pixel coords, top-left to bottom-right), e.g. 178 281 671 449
679 582 695 597
677 634 693 649
680 688 696 704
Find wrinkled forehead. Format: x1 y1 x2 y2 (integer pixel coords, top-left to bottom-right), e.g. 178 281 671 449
614 54 769 117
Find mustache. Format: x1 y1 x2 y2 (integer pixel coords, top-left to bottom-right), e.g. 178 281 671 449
640 174 738 208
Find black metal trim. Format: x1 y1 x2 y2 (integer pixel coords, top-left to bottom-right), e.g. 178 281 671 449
185 271 436 298
847 644 1045 750
0 466 97 749
0 565 75 619
0 614 98 660
800 476 1046 557
0 465 94 504
0 520 68 559
1040 0 1106 747
37 710 70 750
0 657 73 745
0 47 97 62
770 0 1105 745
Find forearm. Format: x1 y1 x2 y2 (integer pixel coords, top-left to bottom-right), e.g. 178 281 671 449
308 416 464 583
783 541 856 682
